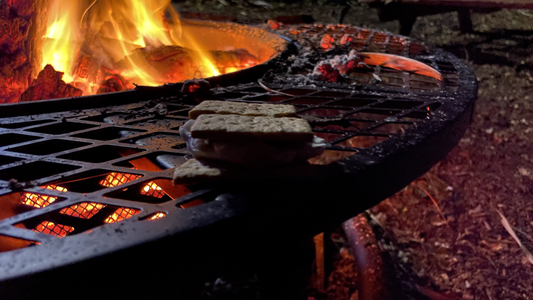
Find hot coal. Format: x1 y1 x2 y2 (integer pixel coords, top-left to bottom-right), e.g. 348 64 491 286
19 45 259 102
19 65 82 102
0 0 49 103
311 51 372 83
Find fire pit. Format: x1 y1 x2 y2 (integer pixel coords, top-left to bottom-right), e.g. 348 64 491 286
0 21 476 299
0 0 288 103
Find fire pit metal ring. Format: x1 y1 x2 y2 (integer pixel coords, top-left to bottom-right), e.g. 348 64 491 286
0 23 476 300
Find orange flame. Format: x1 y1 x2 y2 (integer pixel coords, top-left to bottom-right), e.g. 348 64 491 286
43 0 222 95
42 1 82 83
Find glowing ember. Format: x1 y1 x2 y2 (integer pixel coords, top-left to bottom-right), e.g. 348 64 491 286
33 221 74 238
104 208 141 224
21 185 67 208
140 181 165 198
99 172 142 187
38 0 258 97
60 202 105 219
149 212 166 220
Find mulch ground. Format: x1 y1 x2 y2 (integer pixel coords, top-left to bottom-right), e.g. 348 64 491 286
174 1 533 299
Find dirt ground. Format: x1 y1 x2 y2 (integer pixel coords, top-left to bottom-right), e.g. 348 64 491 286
174 1 533 299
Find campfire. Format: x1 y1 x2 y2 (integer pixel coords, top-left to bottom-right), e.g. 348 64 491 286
0 0 479 297
0 0 267 103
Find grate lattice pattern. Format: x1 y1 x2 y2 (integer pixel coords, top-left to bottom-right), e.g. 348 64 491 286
60 202 105 219
33 221 74 238
0 24 472 259
104 208 141 224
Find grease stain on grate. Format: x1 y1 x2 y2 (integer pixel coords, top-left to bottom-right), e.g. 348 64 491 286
27 122 99 135
7 139 91 156
125 118 186 130
58 145 144 163
0 133 42 147
122 133 184 149
0 161 81 182
73 127 145 141
0 119 55 129
83 113 138 124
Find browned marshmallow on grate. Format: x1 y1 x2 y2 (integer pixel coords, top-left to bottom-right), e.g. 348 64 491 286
188 100 297 119
190 114 313 142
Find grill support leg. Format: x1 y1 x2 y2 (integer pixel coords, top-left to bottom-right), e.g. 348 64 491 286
343 214 397 300
458 8 474 33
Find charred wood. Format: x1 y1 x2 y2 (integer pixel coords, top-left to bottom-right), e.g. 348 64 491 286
0 0 49 103
20 65 82 102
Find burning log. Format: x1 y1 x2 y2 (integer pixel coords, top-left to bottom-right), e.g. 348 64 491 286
211 48 259 74
19 65 82 102
97 74 129 94
117 46 198 83
0 0 50 103
117 45 259 83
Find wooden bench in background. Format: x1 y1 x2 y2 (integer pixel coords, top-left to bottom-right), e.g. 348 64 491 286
353 0 533 35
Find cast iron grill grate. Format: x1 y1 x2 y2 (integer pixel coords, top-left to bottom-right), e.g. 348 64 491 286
272 24 461 93
0 23 476 300
0 83 455 242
